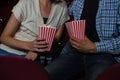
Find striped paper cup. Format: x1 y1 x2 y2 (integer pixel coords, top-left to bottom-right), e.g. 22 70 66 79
38 26 57 52
65 20 86 39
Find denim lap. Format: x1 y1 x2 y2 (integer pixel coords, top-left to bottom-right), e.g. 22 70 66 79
0 49 25 57
45 42 116 80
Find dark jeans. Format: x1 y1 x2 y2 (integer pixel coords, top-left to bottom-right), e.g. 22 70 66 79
0 49 41 64
45 42 116 80
0 49 25 57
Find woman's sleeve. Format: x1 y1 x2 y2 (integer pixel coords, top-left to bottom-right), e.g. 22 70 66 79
59 2 70 25
12 0 25 22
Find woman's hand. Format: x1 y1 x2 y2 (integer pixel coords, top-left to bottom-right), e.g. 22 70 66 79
28 38 48 52
25 51 38 61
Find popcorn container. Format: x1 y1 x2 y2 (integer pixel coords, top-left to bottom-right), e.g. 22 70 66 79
38 26 57 51
65 20 86 39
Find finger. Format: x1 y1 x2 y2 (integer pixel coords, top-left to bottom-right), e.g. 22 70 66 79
38 42 48 45
34 48 46 52
70 39 80 47
34 44 48 49
36 38 46 42
38 49 46 52
34 40 48 45
70 36 76 41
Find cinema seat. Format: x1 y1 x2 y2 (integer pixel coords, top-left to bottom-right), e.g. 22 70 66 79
0 56 51 80
0 0 18 36
96 63 120 80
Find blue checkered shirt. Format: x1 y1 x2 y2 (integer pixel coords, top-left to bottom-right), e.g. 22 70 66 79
68 0 120 55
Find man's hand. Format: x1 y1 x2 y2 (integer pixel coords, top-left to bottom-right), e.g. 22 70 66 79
70 36 97 53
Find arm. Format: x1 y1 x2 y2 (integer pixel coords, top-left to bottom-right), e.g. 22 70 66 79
1 14 48 53
70 1 120 54
54 24 64 42
0 14 33 51
54 1 70 42
95 37 120 54
70 28 120 54
95 3 120 54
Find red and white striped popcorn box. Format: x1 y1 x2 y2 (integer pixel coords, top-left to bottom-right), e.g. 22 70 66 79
38 26 57 52
65 20 86 39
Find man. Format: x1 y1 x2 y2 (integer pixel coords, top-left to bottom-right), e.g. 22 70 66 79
45 0 120 80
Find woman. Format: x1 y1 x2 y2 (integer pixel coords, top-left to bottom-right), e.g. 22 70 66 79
0 0 69 62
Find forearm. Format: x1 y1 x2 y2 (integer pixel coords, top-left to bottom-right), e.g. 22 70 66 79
0 36 32 51
54 25 64 42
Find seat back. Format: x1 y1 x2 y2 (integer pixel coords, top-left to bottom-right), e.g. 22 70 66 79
0 56 51 80
0 0 18 36
96 64 120 80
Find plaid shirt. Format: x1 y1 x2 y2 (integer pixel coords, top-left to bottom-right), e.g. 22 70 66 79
68 0 120 54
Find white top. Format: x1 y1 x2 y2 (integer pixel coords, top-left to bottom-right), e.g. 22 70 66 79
0 0 69 55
